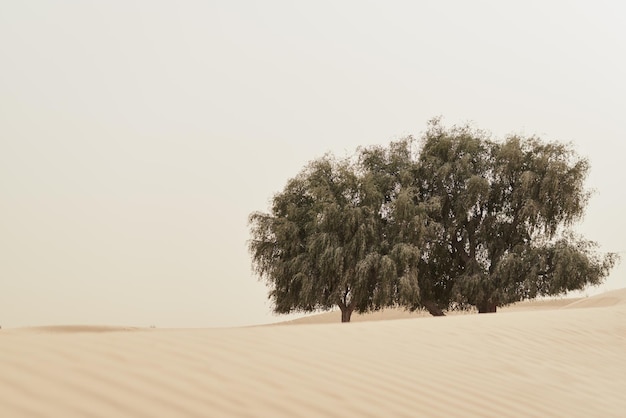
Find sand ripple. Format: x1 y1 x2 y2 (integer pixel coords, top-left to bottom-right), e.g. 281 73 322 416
1 289 625 417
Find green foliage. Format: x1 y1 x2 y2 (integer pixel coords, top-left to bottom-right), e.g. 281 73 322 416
249 119 619 321
249 150 424 321
416 119 617 311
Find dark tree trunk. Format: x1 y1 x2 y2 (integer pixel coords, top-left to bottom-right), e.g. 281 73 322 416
338 290 354 323
422 300 446 317
340 307 353 323
477 301 497 313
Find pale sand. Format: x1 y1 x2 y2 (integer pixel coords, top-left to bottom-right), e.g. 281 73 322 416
281 296 583 325
1 290 625 417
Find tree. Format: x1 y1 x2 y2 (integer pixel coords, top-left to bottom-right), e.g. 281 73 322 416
416 119 618 313
250 119 618 321
249 153 423 322
357 139 447 315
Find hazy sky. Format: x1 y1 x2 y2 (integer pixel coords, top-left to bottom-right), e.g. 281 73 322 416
1 1 625 328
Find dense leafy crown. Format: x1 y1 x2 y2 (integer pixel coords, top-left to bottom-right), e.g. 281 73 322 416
249 120 618 320
249 147 424 318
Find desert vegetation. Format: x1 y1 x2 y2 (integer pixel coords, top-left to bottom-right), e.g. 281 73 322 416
249 119 618 322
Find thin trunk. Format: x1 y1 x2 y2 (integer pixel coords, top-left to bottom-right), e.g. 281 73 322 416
477 300 497 313
338 300 354 323
340 307 353 323
422 300 445 316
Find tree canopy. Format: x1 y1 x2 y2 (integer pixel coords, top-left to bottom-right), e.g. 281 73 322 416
416 120 618 312
249 149 424 322
249 119 618 321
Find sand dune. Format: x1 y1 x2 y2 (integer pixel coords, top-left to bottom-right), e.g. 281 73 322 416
281 295 584 325
13 325 141 334
1 289 625 417
561 288 626 309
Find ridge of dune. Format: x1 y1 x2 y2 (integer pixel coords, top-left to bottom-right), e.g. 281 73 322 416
1 288 625 417
561 287 626 309
8 325 144 334
281 295 583 325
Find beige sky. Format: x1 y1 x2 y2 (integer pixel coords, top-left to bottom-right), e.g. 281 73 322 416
1 0 625 328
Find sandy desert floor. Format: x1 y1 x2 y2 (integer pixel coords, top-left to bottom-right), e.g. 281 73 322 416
1 289 625 417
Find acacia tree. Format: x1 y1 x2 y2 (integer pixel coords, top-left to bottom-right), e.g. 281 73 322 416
250 119 618 321
417 119 618 313
249 153 423 322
